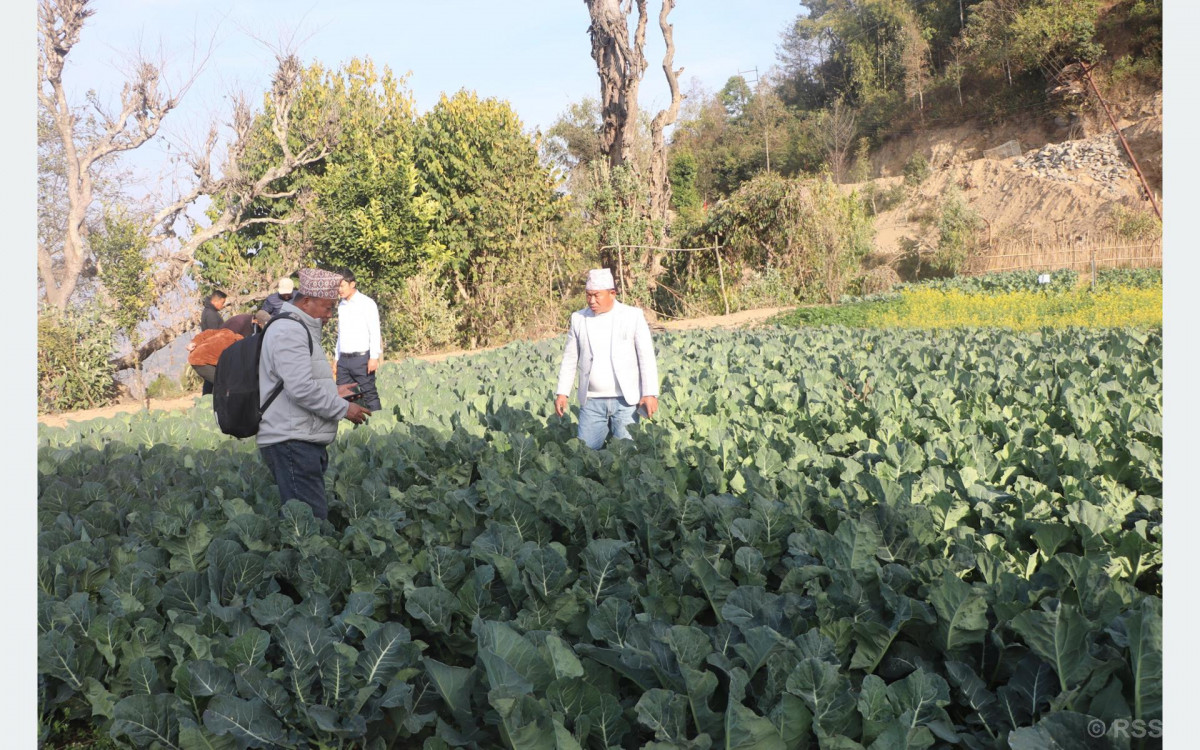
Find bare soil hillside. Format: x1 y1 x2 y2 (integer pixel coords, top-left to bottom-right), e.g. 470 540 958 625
858 106 1161 258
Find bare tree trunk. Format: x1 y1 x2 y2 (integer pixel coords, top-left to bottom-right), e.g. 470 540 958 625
641 0 682 298
647 0 682 243
137 359 149 410
584 0 649 169
585 0 681 305
952 43 964 107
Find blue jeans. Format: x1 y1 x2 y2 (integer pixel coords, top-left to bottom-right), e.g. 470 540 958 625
259 440 330 520
578 396 640 449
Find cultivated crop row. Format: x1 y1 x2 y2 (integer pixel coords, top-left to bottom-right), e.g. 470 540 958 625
38 326 1162 749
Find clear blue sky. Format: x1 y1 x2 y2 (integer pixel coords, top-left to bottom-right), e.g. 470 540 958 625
60 1 804 182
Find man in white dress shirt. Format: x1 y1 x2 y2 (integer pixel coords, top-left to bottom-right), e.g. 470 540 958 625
335 268 383 411
554 268 659 449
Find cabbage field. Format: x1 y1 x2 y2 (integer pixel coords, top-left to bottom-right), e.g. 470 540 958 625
38 326 1162 749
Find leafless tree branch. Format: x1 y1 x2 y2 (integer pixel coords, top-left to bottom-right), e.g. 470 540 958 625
38 0 340 372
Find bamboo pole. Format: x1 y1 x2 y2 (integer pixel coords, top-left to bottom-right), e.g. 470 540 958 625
617 244 625 295
714 246 730 316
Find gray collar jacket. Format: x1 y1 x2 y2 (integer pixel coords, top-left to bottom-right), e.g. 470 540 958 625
555 300 660 408
256 302 349 447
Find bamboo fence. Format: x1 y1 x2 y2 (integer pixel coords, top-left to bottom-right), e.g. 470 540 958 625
965 231 1161 278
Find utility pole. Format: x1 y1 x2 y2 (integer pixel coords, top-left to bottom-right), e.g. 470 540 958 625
739 66 770 172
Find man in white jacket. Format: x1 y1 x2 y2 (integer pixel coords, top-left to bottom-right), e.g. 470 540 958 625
554 268 660 449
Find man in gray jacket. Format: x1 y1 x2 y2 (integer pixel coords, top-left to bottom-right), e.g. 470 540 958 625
257 268 371 520
554 268 659 449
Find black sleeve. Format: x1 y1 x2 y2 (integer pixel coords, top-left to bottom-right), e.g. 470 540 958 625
200 306 222 331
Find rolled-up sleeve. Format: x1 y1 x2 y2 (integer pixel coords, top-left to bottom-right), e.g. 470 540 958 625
556 315 580 397
633 311 658 397
368 298 382 360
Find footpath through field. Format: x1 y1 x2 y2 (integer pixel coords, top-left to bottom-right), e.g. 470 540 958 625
37 306 794 429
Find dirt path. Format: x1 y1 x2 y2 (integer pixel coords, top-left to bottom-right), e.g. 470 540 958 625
37 305 792 429
658 306 791 331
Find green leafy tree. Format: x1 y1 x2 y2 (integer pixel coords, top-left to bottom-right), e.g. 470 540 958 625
964 0 1103 85
306 59 440 291
198 58 437 300
778 0 913 128
1008 0 1103 68
544 97 604 183
718 75 753 119
49 208 157 407
932 186 983 275
93 210 154 337
668 149 702 228
671 84 807 199
415 90 564 344
962 0 1023 86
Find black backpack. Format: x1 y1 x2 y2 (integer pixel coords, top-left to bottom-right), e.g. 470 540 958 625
212 313 312 438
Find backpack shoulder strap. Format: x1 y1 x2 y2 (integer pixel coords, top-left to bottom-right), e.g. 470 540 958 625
264 312 314 354
258 312 316 414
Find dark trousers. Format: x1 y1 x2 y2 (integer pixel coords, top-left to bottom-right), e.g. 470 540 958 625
337 354 382 411
259 440 330 520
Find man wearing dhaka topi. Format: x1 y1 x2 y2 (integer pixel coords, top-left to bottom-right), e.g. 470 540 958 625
554 268 660 449
257 268 371 520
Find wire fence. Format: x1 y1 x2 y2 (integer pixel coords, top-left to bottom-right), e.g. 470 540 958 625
600 243 732 315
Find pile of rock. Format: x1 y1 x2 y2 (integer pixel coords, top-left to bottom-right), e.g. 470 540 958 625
1012 135 1130 193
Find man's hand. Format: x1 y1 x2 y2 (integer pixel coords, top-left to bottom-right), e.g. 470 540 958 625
554 394 569 417
344 402 372 425
638 396 659 419
367 358 379 374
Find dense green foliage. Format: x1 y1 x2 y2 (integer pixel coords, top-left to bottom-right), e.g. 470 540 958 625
38 210 158 413
37 309 121 413
92 211 154 338
39 326 1161 748
665 173 874 313
304 60 437 290
416 90 570 346
1091 267 1162 291
773 300 906 328
931 188 985 276
197 59 584 354
667 150 702 233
